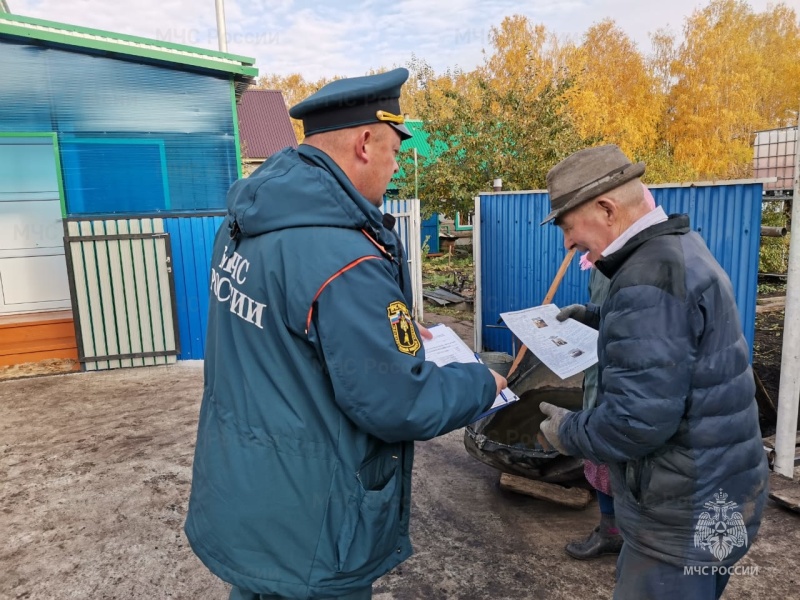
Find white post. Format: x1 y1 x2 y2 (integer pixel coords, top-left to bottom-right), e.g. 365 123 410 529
414 148 419 201
774 119 800 478
410 199 423 323
473 195 482 352
215 0 228 52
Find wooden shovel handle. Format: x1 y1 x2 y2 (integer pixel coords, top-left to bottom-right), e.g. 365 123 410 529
506 247 577 378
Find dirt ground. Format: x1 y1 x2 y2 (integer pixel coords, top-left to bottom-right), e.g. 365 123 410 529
2 313 800 600
752 304 786 436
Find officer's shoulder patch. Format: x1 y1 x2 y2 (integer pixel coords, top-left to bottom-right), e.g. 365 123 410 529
386 300 421 356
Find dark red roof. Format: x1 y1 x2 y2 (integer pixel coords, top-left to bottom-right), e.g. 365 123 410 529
238 89 298 159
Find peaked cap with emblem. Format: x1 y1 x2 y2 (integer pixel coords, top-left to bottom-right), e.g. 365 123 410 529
541 144 645 225
289 68 412 140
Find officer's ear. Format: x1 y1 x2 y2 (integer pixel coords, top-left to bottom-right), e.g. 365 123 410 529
356 125 387 165
354 127 372 164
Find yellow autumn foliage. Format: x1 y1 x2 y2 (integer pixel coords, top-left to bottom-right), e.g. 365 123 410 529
667 0 800 179
254 1 800 185
562 20 663 163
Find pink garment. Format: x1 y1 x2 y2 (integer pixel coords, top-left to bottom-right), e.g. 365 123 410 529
584 459 613 496
579 183 657 271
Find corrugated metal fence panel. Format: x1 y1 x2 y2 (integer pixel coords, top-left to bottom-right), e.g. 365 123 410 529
650 184 761 355
65 217 179 370
382 198 414 247
479 184 762 358
479 192 589 354
163 215 225 360
382 199 424 320
421 214 440 253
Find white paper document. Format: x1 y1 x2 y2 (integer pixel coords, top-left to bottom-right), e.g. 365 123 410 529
500 304 598 380
422 324 519 419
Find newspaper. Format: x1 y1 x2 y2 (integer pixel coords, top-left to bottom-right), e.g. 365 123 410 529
422 324 519 419
500 304 598 379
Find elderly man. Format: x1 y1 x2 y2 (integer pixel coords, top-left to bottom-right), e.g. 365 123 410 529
538 145 768 599
185 69 506 600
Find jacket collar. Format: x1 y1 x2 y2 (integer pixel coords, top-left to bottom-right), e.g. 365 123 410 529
297 145 400 254
595 214 690 279
297 145 385 231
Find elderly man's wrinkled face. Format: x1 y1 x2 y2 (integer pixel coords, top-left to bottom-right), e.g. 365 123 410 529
555 199 616 264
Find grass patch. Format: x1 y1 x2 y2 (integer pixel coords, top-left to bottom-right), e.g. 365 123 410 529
757 282 786 295
425 305 474 321
422 253 474 290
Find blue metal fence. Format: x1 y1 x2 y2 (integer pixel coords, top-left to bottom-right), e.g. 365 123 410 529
164 215 225 360
478 183 763 358
422 214 439 253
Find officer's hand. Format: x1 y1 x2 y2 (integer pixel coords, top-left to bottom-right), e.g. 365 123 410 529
556 304 598 330
539 401 573 455
489 369 508 397
416 323 433 340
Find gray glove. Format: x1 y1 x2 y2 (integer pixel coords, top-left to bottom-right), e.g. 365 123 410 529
556 304 599 330
539 401 573 455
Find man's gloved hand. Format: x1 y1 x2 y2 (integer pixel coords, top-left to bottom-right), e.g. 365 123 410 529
539 402 573 455
556 304 599 330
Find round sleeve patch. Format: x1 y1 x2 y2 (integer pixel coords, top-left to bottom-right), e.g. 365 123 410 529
387 300 421 356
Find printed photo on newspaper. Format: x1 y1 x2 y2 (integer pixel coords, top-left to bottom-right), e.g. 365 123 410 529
500 304 598 379
422 324 519 420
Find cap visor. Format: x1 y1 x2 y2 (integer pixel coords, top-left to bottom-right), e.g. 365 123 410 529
389 122 412 140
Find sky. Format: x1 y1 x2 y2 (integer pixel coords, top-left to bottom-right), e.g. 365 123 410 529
8 0 799 81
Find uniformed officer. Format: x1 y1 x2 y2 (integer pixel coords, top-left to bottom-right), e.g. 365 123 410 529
185 68 507 600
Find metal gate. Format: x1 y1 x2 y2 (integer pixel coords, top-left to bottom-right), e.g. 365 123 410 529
382 198 423 321
64 217 179 370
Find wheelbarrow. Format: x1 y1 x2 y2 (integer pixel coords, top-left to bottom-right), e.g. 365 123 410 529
464 349 586 485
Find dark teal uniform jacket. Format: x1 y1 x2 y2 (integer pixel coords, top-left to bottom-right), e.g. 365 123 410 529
184 144 497 597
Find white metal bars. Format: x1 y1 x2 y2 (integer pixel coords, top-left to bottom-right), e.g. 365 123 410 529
382 198 424 322
64 217 179 371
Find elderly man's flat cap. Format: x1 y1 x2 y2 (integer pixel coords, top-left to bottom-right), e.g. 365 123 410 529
289 68 412 140
542 144 645 225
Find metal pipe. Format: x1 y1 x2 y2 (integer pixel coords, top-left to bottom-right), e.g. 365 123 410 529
215 0 228 53
775 118 800 479
761 226 788 237
0 0 10 13
473 195 482 352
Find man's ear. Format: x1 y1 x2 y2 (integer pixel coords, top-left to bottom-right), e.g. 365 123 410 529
596 197 616 223
354 128 371 164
